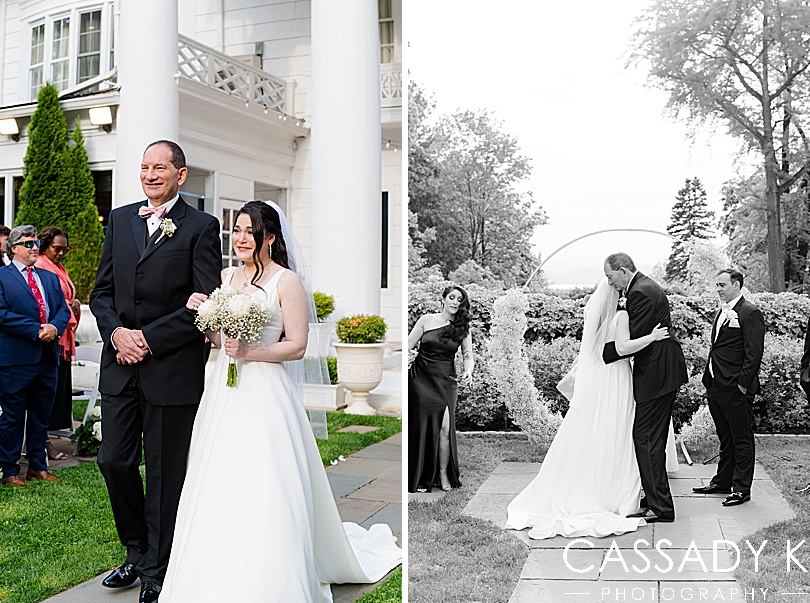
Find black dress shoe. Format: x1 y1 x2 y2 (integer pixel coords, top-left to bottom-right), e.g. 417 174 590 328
627 509 675 523
722 492 751 507
139 581 162 603
693 483 732 494
101 562 138 588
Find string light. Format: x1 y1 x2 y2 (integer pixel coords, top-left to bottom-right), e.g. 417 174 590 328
382 139 399 152
264 106 268 114
245 100 249 108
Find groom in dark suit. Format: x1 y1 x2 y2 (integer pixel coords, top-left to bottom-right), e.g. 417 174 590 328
90 140 221 603
694 269 764 506
603 252 687 523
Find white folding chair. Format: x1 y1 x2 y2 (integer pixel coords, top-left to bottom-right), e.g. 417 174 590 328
72 345 103 427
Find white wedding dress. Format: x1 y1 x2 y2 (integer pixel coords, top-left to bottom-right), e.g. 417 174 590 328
505 279 678 540
161 269 401 602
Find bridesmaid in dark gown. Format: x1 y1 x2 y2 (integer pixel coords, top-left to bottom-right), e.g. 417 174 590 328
408 285 474 493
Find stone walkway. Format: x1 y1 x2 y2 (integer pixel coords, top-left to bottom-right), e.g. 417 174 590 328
40 430 402 603
463 461 794 603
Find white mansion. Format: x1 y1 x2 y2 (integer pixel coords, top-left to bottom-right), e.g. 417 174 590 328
0 0 403 341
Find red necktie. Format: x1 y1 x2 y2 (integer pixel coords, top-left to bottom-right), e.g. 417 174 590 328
26 267 47 323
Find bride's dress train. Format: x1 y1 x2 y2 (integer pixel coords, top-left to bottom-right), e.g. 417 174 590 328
161 269 401 602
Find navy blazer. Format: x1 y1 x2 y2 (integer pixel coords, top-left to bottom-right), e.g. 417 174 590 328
0 263 71 366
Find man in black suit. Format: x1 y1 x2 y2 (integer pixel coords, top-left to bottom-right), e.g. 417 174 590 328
694 269 764 507
603 252 688 523
90 140 221 603
0 225 71 487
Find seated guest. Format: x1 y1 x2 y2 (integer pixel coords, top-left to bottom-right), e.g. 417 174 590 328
36 226 81 460
0 225 71 486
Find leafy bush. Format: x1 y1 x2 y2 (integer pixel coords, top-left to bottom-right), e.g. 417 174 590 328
754 333 810 433
326 356 338 385
679 403 719 459
313 292 335 322
336 314 387 343
455 348 508 430
524 295 585 343
448 259 504 290
525 337 579 415
488 289 561 447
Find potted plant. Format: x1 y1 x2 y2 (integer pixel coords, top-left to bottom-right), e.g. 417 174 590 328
333 314 387 415
306 292 336 357
302 356 346 411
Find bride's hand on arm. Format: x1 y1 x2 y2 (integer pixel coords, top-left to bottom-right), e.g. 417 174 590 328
614 313 669 356
186 292 208 310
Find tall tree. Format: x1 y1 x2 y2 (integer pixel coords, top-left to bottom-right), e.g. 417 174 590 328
428 110 546 286
408 81 441 225
631 0 810 292
665 177 715 283
61 121 104 302
15 83 68 228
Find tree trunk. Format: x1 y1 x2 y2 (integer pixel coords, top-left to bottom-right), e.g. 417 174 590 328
763 155 785 292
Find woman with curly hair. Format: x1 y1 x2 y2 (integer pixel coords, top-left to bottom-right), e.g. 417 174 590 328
408 285 474 493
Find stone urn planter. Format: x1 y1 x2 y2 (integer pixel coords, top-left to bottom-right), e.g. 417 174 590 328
333 343 387 415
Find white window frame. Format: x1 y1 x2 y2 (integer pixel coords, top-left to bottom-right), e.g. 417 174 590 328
26 3 114 101
378 0 395 64
29 22 45 99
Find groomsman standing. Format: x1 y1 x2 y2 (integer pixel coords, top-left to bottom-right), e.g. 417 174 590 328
694 269 765 506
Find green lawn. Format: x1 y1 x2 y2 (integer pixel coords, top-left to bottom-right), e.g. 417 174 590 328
1 412 401 603
356 567 402 603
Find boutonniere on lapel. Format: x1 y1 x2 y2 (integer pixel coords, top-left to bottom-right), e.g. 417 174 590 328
726 308 740 328
617 297 627 311
155 218 177 244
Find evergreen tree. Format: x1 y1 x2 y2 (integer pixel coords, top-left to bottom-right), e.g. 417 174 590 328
665 178 714 284
61 121 104 302
15 84 69 229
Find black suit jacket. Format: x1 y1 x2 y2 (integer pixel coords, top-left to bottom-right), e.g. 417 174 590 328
89 197 222 405
702 297 765 394
603 272 688 403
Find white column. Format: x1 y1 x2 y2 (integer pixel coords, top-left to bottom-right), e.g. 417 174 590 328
114 0 180 206
310 0 382 317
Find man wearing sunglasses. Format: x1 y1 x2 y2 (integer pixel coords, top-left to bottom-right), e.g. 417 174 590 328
0 225 71 487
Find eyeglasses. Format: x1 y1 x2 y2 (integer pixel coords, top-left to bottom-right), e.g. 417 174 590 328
14 240 40 249
51 245 71 254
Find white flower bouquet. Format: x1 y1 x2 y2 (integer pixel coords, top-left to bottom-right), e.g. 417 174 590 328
194 285 271 387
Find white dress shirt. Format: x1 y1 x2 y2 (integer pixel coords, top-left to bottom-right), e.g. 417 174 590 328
145 195 179 236
11 259 50 321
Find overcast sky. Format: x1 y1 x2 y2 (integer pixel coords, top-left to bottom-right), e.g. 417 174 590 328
407 0 756 285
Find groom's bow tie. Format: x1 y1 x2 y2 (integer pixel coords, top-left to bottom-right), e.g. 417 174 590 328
138 204 169 219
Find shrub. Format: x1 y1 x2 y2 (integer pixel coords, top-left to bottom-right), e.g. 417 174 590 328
679 404 719 460
524 294 585 342
326 356 338 385
336 314 387 344
313 292 335 322
525 337 580 415
488 289 561 447
754 333 810 433
673 374 706 433
455 348 508 430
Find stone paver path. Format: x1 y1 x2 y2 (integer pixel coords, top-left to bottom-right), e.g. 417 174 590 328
463 461 794 603
42 432 402 603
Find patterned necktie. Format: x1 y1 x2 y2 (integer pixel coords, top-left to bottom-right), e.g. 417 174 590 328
26 267 47 323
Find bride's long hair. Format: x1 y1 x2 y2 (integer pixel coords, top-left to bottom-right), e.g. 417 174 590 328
236 201 291 288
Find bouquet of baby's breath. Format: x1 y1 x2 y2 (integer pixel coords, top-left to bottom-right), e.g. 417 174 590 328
194 285 271 387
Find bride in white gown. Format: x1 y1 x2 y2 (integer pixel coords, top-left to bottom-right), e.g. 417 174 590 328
505 278 675 540
161 201 401 602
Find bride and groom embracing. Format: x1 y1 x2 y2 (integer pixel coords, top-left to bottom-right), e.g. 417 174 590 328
506 252 688 539
89 140 401 602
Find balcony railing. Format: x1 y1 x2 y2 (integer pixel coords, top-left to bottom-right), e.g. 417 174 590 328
178 35 291 114
380 63 402 108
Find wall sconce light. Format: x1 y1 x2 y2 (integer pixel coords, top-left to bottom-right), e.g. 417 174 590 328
89 106 113 132
0 118 20 142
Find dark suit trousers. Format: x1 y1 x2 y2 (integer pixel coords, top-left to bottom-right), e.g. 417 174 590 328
633 390 676 519
0 356 58 477
98 372 197 583
707 381 754 494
